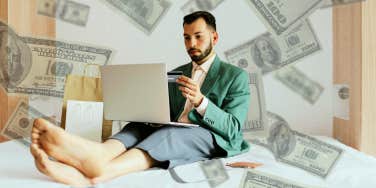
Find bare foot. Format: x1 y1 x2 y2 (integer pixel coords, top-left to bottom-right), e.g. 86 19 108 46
30 144 92 187
32 118 109 178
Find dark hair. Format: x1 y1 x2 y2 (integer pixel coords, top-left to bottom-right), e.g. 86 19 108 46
183 11 216 31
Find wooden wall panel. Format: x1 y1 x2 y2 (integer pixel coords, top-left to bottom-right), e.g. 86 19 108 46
0 0 55 143
361 0 376 156
333 4 362 150
333 1 376 156
8 0 55 37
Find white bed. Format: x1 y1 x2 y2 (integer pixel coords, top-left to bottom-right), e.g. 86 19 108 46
1 136 376 188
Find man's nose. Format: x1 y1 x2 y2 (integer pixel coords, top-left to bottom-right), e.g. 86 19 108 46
189 38 197 48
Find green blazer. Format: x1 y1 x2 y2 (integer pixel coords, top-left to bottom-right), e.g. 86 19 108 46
168 56 251 157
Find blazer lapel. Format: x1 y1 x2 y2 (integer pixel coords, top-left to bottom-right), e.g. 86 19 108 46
200 56 221 96
174 63 192 120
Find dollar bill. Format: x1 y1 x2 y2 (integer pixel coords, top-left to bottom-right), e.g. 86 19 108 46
5 35 112 98
233 69 268 138
246 0 323 35
181 0 224 14
0 22 32 91
200 159 229 188
58 0 90 26
37 0 90 27
249 112 343 178
225 20 321 75
0 22 8 90
239 169 321 188
102 0 171 35
274 66 324 104
37 0 58 17
1 100 58 147
321 0 366 8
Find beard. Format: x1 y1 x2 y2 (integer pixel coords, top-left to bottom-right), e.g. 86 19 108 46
188 41 213 63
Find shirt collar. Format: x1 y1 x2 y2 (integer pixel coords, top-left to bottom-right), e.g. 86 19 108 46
192 54 216 74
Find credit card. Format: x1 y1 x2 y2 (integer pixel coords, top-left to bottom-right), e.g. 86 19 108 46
167 71 183 83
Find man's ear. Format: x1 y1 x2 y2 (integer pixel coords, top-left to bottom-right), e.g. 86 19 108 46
212 31 219 45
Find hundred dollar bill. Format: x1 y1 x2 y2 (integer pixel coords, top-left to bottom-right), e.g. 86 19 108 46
275 66 324 104
238 70 267 138
181 0 224 14
200 159 229 188
1 100 58 147
321 0 366 8
225 20 321 75
0 22 8 90
0 21 32 91
102 0 171 35
6 36 112 98
249 112 343 178
37 0 90 27
246 0 323 35
37 0 58 17
239 169 321 188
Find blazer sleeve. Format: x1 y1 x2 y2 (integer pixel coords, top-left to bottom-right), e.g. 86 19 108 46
190 70 250 141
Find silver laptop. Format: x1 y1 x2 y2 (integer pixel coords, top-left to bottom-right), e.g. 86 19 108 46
100 63 198 127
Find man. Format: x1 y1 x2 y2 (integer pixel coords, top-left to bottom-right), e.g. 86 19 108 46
30 11 250 186
251 36 281 74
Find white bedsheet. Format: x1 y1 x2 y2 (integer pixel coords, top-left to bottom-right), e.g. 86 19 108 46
1 136 376 188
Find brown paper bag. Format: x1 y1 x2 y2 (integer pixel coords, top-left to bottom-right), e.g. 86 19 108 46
61 75 112 141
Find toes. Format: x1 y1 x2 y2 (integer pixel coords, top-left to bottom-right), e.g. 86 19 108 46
31 144 48 174
30 144 38 158
31 132 40 143
31 143 49 162
33 118 51 132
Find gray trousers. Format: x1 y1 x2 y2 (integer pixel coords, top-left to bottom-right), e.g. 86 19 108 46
110 122 225 169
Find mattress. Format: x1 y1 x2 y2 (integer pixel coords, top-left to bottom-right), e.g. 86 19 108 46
0 136 375 188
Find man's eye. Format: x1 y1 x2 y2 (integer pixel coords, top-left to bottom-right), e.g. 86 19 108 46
196 35 201 39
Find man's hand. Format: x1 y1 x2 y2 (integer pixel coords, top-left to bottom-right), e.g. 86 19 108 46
177 75 204 107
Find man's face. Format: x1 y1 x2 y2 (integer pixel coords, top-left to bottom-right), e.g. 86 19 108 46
256 39 277 63
183 18 217 63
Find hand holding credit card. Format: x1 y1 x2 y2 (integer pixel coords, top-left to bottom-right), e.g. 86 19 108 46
167 71 183 83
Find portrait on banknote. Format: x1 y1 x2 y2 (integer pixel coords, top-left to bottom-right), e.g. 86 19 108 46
0 23 32 90
250 36 282 74
0 24 7 89
267 120 296 158
7 33 32 89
